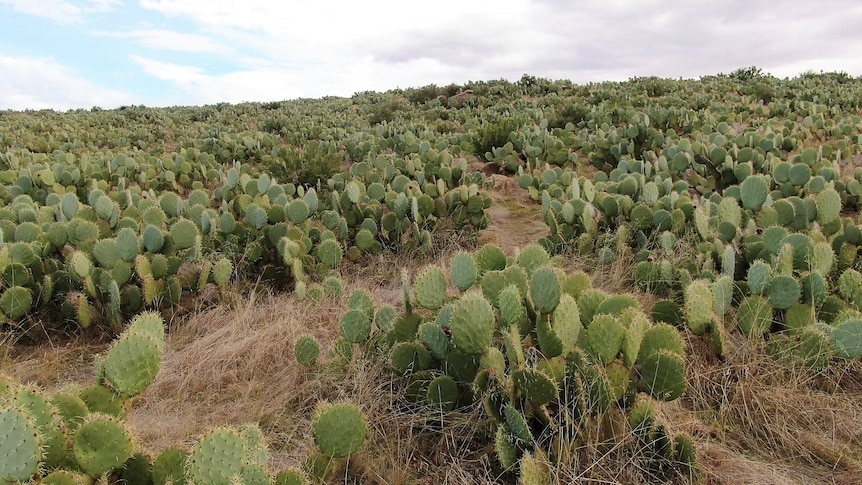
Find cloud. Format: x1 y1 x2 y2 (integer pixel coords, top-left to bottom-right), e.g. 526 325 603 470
4 0 862 109
0 54 137 110
95 29 232 54
0 0 119 23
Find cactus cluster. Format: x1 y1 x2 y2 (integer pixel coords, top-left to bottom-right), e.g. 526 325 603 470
319 244 695 481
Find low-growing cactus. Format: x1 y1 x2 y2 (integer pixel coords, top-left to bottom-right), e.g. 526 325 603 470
450 293 495 355
295 335 321 367
72 414 134 478
311 402 367 458
186 427 245 485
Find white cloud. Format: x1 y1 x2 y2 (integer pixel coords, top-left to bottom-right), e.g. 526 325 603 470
0 0 119 23
0 54 137 110
4 0 862 109
95 29 231 54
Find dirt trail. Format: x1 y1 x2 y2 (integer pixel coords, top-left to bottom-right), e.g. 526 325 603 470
478 174 549 253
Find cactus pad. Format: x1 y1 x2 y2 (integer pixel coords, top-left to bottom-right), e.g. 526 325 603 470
152 448 187 485
72 414 134 477
638 349 686 401
294 335 321 367
187 427 245 485
0 406 41 482
340 309 372 343
449 252 478 292
312 402 367 458
684 279 713 335
513 368 558 405
530 266 561 314
414 266 448 310
450 293 495 355
103 331 161 398
767 275 801 310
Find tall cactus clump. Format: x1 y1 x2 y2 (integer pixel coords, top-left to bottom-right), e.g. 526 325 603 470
322 244 695 481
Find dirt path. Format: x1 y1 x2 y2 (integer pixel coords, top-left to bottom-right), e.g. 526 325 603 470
478 174 550 253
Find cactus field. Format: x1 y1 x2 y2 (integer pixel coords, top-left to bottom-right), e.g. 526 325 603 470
2 70 862 483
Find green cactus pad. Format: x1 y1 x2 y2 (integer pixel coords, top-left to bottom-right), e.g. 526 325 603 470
11 385 66 468
238 423 269 467
784 303 815 335
740 175 769 210
513 368 558 405
314 239 343 269
746 260 772 295
530 266 561 314
494 426 521 471
312 402 367 458
426 374 459 411
294 335 321 367
103 331 161 398
414 266 448 310
637 324 685 366
41 470 96 485
474 244 507 273
0 286 32 320
684 279 713 335
622 311 650 368
502 404 532 444
594 295 639 317
830 318 862 359
815 186 841 224
551 293 581 354
348 289 375 321
212 257 233 287
121 452 154 485
72 414 134 478
152 448 187 485
169 218 198 250
515 244 550 275
390 341 433 376
767 274 801 310
638 349 686 401
287 199 310 224
450 293 495 355
340 309 372 344
586 314 626 365
274 468 309 485
450 252 478 292
187 427 245 485
498 284 524 326
0 406 41 482
50 391 89 432
713 275 733 318
240 464 271 485
374 305 397 332
78 384 128 418
128 312 166 345
418 322 449 360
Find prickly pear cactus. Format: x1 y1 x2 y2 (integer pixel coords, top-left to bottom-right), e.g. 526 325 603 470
294 335 321 367
530 266 561 314
450 293 495 355
311 402 367 458
186 427 245 485
72 414 134 478
102 330 162 398
413 265 448 310
0 406 41 482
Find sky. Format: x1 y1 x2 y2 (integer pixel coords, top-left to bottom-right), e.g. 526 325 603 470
1 0 861 111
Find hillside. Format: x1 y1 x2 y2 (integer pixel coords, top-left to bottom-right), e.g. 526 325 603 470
2 69 862 484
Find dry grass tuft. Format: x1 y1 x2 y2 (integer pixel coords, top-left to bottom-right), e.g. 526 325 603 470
683 329 862 484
